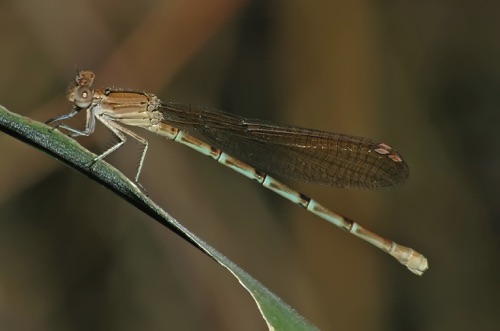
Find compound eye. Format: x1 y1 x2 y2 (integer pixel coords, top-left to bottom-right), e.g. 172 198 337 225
74 86 93 108
76 71 95 87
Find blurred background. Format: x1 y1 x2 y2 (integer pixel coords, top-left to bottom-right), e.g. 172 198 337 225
0 0 499 330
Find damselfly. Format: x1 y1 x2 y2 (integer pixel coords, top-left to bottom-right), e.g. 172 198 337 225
47 70 428 275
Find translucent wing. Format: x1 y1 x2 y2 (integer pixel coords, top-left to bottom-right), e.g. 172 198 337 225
160 102 409 189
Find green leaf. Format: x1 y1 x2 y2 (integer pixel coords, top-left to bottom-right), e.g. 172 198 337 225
0 105 319 331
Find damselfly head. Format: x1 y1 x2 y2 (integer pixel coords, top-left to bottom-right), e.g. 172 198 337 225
66 70 96 108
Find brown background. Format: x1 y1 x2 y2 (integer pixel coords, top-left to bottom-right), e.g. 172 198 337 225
0 1 499 330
